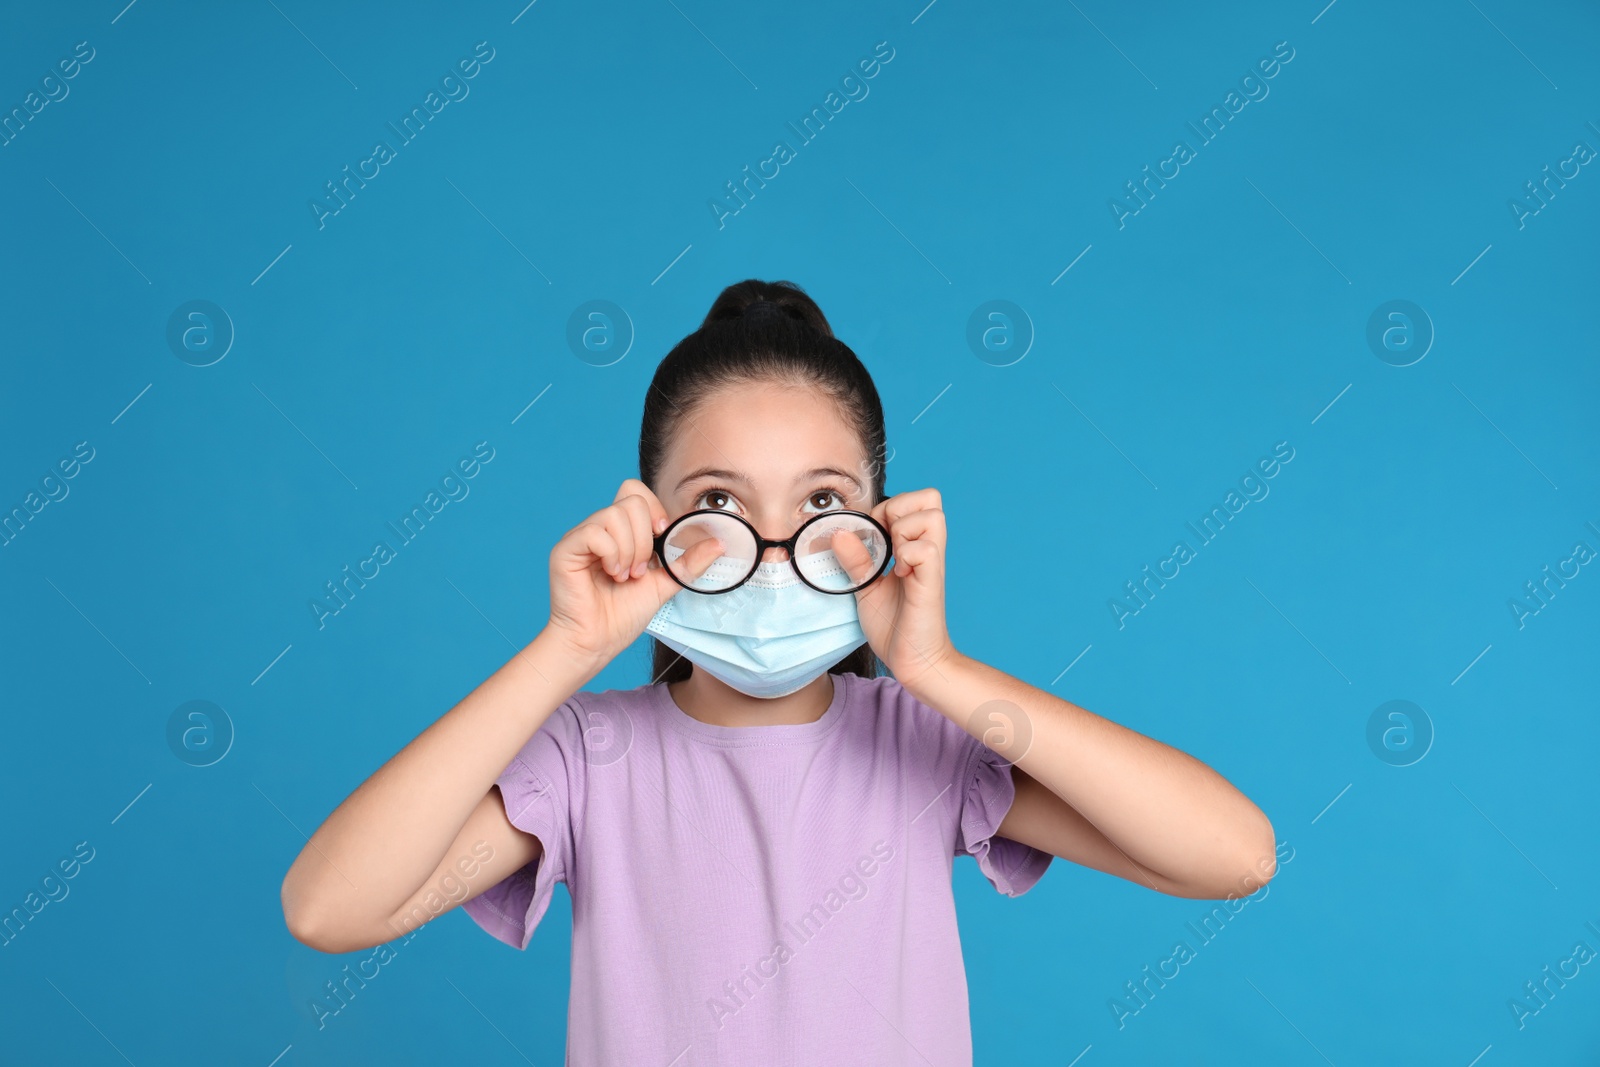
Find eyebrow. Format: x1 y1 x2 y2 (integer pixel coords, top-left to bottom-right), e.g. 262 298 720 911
674 465 863 494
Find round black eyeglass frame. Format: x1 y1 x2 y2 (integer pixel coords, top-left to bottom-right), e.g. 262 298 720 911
652 508 893 595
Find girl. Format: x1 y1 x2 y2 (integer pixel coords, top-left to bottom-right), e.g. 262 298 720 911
280 279 1277 1065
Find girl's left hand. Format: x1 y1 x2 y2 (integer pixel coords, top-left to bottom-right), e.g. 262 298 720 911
834 487 958 697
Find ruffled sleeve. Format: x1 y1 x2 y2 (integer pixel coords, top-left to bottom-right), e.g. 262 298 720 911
954 741 1053 896
461 702 582 950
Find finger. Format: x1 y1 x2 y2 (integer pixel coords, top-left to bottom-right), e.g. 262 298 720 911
615 493 657 579
675 534 725 585
645 550 691 605
831 525 879 587
566 520 621 577
852 563 895 615
876 488 942 527
883 507 944 579
615 479 671 579
615 479 670 538
599 505 639 581
884 507 944 545
893 538 940 578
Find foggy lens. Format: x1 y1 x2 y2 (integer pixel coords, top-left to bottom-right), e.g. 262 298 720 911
795 513 887 592
663 512 757 591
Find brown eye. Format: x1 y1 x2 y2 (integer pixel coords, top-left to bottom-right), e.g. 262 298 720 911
805 490 845 513
695 489 738 512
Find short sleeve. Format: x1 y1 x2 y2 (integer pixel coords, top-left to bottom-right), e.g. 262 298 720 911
954 740 1053 897
461 698 586 950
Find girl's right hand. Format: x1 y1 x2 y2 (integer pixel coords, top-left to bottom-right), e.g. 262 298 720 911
544 478 721 668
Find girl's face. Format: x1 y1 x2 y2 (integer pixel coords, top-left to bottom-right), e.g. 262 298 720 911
656 380 872 562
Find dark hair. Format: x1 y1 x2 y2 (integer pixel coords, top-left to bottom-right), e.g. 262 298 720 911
639 279 888 686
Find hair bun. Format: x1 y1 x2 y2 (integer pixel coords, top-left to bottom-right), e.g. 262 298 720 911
697 278 835 339
742 299 786 324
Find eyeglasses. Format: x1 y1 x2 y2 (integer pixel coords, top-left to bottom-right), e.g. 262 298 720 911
653 508 892 595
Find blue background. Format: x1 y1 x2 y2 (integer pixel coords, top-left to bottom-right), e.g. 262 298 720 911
2 0 1597 1063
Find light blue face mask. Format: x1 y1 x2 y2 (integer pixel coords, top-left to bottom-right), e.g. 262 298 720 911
645 544 867 699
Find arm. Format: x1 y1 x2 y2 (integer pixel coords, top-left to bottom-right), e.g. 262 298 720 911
281 478 693 953
915 653 1277 900
998 767 1185 896
280 631 596 953
847 486 1275 901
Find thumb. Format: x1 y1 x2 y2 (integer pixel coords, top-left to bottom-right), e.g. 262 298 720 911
852 569 895 619
643 558 684 610
832 528 882 590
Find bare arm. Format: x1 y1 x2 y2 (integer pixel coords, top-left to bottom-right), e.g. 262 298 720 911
379 786 543 946
280 478 708 953
997 766 1256 899
925 654 1277 899
281 631 597 952
842 486 1275 900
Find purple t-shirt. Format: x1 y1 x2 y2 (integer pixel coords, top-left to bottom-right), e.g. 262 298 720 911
462 669 1052 1065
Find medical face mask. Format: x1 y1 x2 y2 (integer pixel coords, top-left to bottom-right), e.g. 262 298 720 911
645 544 867 699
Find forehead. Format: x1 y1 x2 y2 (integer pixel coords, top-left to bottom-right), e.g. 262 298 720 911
661 380 865 489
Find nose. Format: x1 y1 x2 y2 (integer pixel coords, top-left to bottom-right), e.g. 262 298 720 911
752 517 793 564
